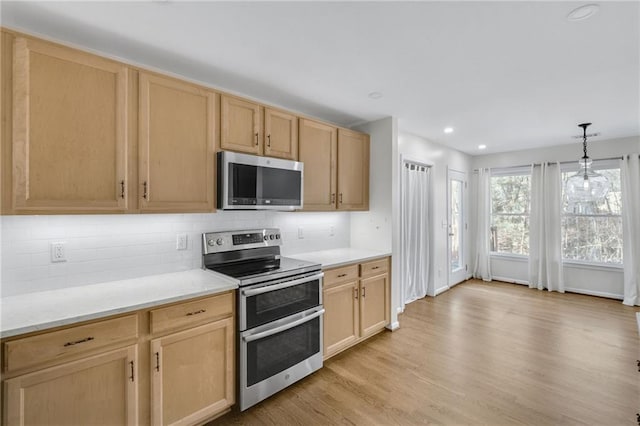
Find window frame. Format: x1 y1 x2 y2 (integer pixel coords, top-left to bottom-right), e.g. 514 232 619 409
560 159 622 266
489 166 531 258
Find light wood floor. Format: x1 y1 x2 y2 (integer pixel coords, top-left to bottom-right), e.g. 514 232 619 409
214 280 640 425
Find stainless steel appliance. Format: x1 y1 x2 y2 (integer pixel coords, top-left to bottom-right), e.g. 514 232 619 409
202 228 323 411
217 151 304 211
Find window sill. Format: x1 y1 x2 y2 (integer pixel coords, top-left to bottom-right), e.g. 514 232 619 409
490 253 528 262
562 260 623 272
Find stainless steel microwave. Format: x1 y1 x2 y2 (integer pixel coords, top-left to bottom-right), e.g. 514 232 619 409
217 151 304 210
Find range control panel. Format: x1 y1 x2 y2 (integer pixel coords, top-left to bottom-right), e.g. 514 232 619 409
203 228 281 254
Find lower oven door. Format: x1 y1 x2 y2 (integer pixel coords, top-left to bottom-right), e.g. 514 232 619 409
239 306 324 411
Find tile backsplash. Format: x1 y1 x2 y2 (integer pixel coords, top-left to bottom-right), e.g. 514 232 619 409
0 211 350 297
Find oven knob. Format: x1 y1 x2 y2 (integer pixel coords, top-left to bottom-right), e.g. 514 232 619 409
263 235 268 241
276 233 280 240
216 238 224 246
269 234 275 240
207 239 215 247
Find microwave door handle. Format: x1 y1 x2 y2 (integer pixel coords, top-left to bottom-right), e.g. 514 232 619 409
242 309 325 343
241 272 324 297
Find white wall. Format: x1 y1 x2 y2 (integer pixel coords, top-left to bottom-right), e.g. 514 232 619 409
471 136 639 299
0 211 350 297
395 132 472 307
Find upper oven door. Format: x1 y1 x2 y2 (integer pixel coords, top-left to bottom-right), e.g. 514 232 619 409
217 151 304 210
239 271 323 331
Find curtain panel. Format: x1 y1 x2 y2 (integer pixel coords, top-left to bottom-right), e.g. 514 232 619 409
400 162 431 309
529 162 564 292
473 168 492 281
622 154 640 306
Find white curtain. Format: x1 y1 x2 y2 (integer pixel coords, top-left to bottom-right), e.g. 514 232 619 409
400 162 430 308
473 168 492 281
529 162 564 292
622 154 640 306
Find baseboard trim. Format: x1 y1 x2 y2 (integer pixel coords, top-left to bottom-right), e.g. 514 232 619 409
563 287 623 301
434 285 450 296
386 321 400 331
492 276 529 285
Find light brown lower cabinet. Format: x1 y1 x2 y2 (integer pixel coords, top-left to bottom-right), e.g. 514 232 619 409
1 291 235 426
323 257 390 359
4 345 139 425
151 318 234 426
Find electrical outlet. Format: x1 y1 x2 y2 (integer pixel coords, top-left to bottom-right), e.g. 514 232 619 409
298 227 304 239
50 242 67 263
176 234 188 250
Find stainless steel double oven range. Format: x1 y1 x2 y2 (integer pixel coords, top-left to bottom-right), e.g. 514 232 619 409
202 228 324 411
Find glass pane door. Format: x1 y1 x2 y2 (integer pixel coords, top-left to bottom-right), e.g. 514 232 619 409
448 169 466 286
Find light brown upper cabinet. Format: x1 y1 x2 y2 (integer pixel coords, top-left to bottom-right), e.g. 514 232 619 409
220 95 262 156
138 72 216 213
298 119 337 210
337 129 369 211
264 108 298 160
299 120 369 211
11 37 129 213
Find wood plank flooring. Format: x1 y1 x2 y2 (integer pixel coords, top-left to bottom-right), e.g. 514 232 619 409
213 280 640 425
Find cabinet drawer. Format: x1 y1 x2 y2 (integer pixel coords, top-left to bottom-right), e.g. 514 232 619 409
324 264 359 288
150 292 233 335
360 258 388 277
4 315 138 373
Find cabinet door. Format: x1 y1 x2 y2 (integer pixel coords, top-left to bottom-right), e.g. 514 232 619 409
151 318 234 426
139 72 215 212
359 273 389 339
264 108 298 160
299 119 337 211
220 95 262 155
337 129 369 211
12 37 128 213
4 345 138 426
323 280 359 358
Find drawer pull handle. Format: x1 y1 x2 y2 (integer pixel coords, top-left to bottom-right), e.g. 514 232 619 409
155 352 160 372
63 336 94 347
337 273 347 278
354 288 358 299
129 361 135 382
186 309 206 316
362 286 366 298
372 266 380 270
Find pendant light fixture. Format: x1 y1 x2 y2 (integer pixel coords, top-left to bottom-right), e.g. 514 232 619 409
565 123 610 203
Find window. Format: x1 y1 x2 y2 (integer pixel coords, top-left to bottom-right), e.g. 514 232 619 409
490 169 531 256
561 162 622 265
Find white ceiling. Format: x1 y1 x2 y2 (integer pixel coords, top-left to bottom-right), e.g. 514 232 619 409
1 1 638 155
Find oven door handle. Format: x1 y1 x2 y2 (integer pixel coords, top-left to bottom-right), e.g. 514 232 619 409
242 309 325 343
241 272 324 297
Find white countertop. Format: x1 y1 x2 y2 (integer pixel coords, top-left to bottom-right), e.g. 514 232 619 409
0 269 237 339
288 248 391 269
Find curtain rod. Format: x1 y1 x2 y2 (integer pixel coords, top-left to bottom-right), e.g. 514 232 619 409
472 155 630 172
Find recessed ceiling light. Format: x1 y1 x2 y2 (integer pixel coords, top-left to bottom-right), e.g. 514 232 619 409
567 4 600 21
368 92 383 100
478 144 487 150
443 127 454 134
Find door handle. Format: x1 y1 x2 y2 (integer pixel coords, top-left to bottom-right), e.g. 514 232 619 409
242 309 325 342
